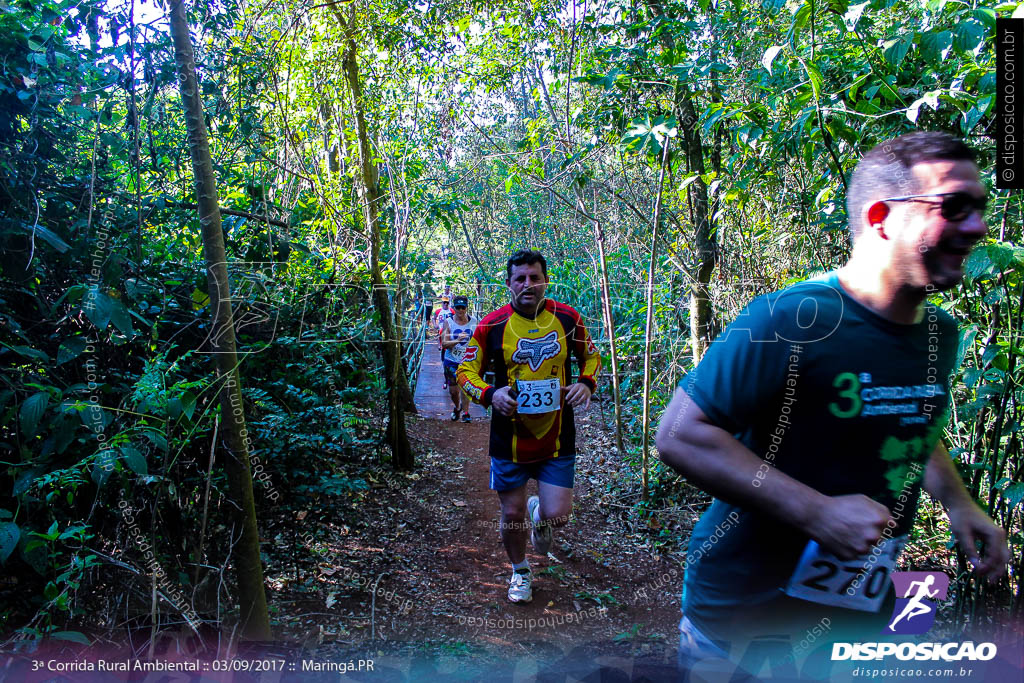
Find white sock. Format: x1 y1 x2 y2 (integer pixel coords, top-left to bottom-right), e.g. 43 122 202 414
513 559 530 573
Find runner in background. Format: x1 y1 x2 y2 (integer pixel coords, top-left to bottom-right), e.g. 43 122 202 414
432 297 451 388
423 283 435 324
441 295 478 422
458 250 601 603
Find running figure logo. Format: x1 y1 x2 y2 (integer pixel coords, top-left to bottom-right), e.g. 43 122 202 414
884 571 950 635
512 332 561 371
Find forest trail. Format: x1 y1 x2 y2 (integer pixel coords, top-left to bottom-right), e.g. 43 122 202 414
410 345 489 420
309 342 685 678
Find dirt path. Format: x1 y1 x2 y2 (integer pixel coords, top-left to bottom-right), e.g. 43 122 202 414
305 348 687 678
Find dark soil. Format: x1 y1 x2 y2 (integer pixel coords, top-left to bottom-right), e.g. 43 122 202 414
272 351 692 679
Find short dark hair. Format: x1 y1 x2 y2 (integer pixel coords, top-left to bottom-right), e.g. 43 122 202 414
506 250 548 280
846 132 977 240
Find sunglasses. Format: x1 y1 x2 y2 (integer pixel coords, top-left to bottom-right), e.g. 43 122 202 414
880 191 988 221
454 305 467 309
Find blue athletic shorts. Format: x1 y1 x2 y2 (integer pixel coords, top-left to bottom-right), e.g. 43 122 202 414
489 454 575 491
443 360 460 384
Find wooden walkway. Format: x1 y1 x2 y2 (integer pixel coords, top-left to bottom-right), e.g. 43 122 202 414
412 336 490 420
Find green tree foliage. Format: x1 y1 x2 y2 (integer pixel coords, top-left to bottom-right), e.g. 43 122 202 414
0 0 1018 640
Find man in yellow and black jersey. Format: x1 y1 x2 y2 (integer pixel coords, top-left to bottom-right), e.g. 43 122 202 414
458 250 601 603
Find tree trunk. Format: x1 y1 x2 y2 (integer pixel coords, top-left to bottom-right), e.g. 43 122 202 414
457 211 489 278
333 4 414 469
677 89 716 364
166 0 271 640
641 140 671 501
646 0 717 364
578 189 627 459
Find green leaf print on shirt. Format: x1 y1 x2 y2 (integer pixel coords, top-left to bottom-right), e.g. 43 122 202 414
878 415 948 498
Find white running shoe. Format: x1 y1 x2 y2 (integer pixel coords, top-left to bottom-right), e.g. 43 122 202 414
528 495 552 555
508 568 533 603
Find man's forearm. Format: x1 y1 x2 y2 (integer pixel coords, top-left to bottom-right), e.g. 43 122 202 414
923 442 976 513
922 442 1010 578
656 389 895 559
655 391 825 531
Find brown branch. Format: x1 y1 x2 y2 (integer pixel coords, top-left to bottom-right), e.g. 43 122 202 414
175 203 290 230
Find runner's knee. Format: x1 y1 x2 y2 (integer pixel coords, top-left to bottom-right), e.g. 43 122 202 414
501 503 526 521
540 497 572 525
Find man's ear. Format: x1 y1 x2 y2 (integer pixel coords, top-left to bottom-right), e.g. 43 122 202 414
865 201 890 238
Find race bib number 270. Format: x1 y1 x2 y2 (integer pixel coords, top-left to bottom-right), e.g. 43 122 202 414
516 378 561 414
784 535 907 612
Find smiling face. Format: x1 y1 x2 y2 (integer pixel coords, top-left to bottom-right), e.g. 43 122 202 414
885 160 988 292
506 262 548 314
